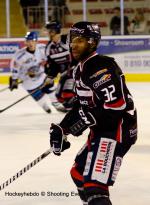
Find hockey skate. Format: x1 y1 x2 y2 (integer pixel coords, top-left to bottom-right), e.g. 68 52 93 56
45 108 52 113
41 103 52 114
51 102 68 113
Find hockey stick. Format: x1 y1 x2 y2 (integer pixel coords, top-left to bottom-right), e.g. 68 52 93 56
0 92 33 113
0 81 23 93
0 85 44 113
0 86 9 93
0 149 52 191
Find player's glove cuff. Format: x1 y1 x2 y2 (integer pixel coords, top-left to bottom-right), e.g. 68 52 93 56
79 108 96 127
49 124 70 156
9 77 18 91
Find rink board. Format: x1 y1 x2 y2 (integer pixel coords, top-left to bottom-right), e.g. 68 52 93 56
1 73 150 84
0 36 150 83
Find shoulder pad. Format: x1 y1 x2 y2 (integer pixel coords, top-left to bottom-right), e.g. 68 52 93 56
37 43 46 49
15 48 26 60
81 54 115 82
46 40 52 46
45 40 52 49
98 55 115 62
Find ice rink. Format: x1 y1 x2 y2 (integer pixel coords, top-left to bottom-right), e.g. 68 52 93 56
0 82 150 205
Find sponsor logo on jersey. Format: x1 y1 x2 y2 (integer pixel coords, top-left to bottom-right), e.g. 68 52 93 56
92 138 116 184
25 58 35 64
111 157 122 182
93 74 111 88
90 68 108 79
129 128 137 137
28 65 39 73
83 152 93 176
80 100 88 105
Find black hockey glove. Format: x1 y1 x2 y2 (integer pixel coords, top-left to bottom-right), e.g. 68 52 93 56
50 123 71 156
59 102 88 137
9 76 18 91
78 107 96 127
45 57 60 78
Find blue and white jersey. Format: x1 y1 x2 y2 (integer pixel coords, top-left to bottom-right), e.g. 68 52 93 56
10 43 47 90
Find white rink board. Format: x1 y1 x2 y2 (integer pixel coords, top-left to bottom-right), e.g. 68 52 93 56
0 83 150 205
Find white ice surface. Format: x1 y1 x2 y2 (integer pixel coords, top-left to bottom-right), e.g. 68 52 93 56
0 83 150 205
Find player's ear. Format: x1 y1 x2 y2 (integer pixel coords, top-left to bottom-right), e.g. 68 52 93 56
90 41 97 50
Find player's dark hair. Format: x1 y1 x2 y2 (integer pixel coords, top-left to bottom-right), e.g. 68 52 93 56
45 21 61 34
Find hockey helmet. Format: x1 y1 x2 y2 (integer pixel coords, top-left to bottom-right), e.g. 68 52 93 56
69 21 101 46
25 31 38 41
45 21 61 34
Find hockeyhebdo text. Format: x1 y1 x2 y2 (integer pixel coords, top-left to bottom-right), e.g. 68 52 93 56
4 191 79 198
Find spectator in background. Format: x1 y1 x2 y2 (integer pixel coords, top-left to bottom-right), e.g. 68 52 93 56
20 0 40 26
51 0 68 25
20 0 40 7
20 0 29 25
110 7 130 35
130 11 146 35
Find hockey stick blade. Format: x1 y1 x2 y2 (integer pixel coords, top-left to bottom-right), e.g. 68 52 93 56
0 84 45 113
0 81 23 93
0 149 51 191
0 92 31 113
0 86 9 93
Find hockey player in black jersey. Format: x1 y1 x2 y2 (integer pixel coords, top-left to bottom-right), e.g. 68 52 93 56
45 21 76 112
49 22 137 205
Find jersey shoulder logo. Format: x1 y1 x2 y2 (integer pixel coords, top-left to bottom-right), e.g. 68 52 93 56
93 74 111 88
90 68 108 79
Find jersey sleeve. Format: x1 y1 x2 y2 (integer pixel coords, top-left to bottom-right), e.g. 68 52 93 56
38 43 47 61
59 97 88 136
10 51 22 80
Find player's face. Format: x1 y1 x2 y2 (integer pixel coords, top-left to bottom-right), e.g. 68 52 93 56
71 36 91 61
48 29 57 38
25 40 37 51
48 30 60 43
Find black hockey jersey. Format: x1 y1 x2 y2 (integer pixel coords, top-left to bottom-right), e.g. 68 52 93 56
45 35 70 77
70 52 136 133
60 52 137 140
